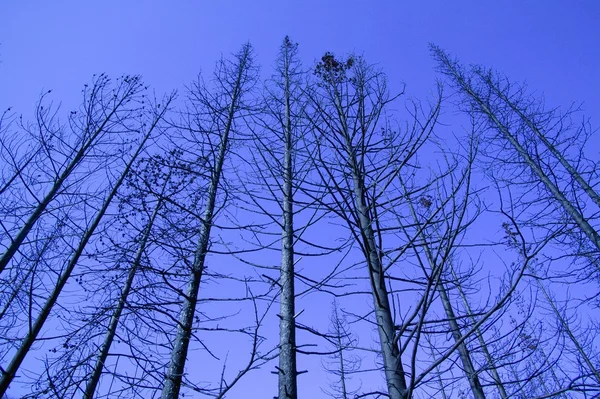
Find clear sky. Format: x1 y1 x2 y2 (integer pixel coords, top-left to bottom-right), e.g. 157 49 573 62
1 2 599 115
1 1 599 398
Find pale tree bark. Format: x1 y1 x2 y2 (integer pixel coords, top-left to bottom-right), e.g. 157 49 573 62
335 92 407 399
240 37 335 398
0 75 146 274
307 54 416 399
433 47 598 395
437 283 485 399
161 44 256 399
277 37 298 399
0 95 168 396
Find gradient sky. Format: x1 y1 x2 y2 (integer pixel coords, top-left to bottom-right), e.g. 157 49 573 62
1 1 599 398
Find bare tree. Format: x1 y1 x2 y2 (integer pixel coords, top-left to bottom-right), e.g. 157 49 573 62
240 36 340 399
305 53 440 399
83 146 178 398
447 260 509 399
160 43 258 399
322 299 361 399
433 45 600 397
274 37 302 399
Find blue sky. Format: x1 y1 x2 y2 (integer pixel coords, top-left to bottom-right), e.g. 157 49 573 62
2 2 598 115
1 1 599 398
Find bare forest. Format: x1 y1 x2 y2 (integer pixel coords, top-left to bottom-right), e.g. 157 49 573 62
0 38 598 399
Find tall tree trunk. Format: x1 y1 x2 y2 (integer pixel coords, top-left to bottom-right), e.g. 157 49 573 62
357 193 407 399
483 73 600 209
438 282 486 399
161 45 252 399
341 113 408 399
313 65 408 399
278 38 298 399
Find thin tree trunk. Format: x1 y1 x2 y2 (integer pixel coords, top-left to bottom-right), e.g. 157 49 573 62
484 74 600 209
358 196 407 399
438 282 486 399
405 199 486 399
534 343 569 399
484 96 600 253
309 55 409 399
161 46 250 399
449 264 509 399
337 341 348 399
0 111 160 395
83 199 163 399
334 309 349 399
278 39 298 399
429 340 448 399
533 277 600 384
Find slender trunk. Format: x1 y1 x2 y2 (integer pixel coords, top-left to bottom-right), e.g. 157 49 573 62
83 200 162 399
508 362 525 398
535 343 569 399
449 265 509 399
359 198 407 399
437 283 486 399
534 277 600 384
487 76 600 210
0 91 132 274
444 63 600 255
278 42 298 399
0 117 157 395
405 199 486 399
336 326 349 399
436 371 448 399
335 94 408 399
161 49 249 399
429 341 448 399
160 116 227 399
